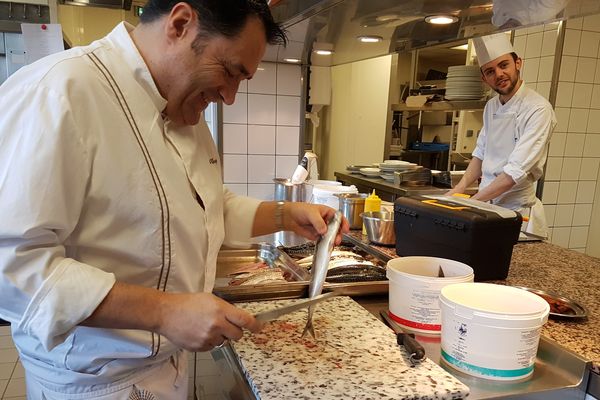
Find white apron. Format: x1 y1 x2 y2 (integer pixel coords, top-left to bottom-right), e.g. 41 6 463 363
480 112 548 237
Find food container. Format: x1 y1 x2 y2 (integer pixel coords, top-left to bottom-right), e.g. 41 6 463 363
336 193 367 230
386 257 474 335
360 211 395 246
440 283 549 380
311 184 358 209
305 180 341 202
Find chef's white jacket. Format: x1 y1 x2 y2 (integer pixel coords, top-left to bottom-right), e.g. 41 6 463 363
0 22 261 394
472 82 556 214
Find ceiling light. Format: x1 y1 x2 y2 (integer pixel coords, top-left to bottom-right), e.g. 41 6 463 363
357 35 383 43
283 58 301 63
425 15 459 25
451 44 468 50
314 49 333 55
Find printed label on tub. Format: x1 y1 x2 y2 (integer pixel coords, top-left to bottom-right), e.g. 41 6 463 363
410 289 440 324
441 319 542 379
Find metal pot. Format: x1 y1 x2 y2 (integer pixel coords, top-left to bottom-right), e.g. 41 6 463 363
273 178 307 247
336 193 368 230
360 211 396 246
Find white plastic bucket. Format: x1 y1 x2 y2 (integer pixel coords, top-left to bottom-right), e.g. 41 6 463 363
311 184 358 209
440 283 550 381
305 180 342 202
386 257 474 335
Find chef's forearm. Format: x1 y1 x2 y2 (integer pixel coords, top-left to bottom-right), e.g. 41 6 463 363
81 281 167 333
453 157 482 192
472 172 515 202
251 201 285 237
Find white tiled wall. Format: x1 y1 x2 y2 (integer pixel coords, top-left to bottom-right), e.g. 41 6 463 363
222 62 303 200
517 16 600 254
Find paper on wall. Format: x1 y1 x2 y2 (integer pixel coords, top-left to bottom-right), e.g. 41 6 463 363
21 23 64 65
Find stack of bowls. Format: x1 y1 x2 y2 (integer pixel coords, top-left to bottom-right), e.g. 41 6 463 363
445 65 484 100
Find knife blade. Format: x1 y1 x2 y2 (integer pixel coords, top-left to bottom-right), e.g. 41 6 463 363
254 292 337 323
379 310 426 364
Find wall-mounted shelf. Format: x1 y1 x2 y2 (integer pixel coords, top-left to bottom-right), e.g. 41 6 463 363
392 100 486 112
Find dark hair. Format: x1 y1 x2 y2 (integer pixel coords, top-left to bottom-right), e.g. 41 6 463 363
510 52 519 61
139 0 287 46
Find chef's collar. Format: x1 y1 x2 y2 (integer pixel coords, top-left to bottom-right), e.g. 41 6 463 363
499 80 526 107
107 22 168 113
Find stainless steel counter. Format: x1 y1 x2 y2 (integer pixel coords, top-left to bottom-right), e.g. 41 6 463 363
334 171 447 201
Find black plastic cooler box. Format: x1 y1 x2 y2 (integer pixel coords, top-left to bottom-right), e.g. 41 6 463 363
394 196 522 281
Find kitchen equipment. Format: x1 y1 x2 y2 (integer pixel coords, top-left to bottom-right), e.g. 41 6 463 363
310 184 358 209
346 164 370 174
440 283 549 381
394 195 522 281
515 286 588 320
379 310 426 364
361 211 395 246
363 190 381 234
386 256 473 335
393 168 432 187
359 167 381 177
336 193 367 230
305 179 341 202
254 292 337 323
273 178 308 246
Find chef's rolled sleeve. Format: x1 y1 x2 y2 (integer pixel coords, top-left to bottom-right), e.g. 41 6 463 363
19 260 115 351
503 105 555 185
222 188 262 247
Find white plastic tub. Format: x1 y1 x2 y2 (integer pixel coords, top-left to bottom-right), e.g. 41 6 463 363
304 180 341 202
386 257 474 335
311 184 358 209
440 283 550 381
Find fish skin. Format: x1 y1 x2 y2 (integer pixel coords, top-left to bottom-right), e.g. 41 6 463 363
326 264 387 278
302 211 343 338
229 270 286 286
326 273 387 283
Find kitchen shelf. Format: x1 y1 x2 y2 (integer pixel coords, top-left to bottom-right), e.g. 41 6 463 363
392 100 486 112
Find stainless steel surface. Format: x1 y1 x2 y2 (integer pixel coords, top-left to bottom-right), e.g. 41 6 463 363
335 171 447 201
515 286 588 320
212 295 592 400
212 243 310 302
337 193 367 230
361 211 396 246
588 371 600 398
393 168 432 187
273 178 309 247
268 0 600 66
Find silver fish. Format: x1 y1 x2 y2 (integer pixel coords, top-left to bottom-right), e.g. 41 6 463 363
301 211 343 338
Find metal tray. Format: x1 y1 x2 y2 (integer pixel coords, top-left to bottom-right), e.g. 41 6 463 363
515 286 588 320
213 243 310 302
213 240 391 303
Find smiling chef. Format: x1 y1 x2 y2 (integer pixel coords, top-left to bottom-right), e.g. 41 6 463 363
449 32 557 237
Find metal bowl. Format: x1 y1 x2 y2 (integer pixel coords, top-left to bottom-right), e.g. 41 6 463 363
360 211 396 246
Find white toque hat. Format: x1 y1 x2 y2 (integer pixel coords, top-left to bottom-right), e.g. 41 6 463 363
472 32 515 66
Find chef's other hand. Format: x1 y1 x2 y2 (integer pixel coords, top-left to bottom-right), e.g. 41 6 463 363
285 203 350 245
157 292 262 352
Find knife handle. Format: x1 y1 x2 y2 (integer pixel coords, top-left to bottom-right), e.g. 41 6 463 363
396 333 425 361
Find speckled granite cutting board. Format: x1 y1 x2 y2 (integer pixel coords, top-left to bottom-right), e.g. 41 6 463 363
235 296 469 399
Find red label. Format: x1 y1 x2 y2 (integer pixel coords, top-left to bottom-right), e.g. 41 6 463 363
389 311 441 331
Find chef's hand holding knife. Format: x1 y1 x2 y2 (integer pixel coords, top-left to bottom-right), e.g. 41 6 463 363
168 203 349 351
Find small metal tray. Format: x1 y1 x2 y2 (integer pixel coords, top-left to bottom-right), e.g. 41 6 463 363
213 243 310 302
515 286 588 320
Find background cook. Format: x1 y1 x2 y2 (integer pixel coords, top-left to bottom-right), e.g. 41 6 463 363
448 32 557 237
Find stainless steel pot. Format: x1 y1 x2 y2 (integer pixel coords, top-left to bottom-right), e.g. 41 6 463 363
273 178 307 247
360 211 396 246
336 193 368 230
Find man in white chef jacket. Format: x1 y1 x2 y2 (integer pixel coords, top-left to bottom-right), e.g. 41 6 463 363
449 32 556 237
0 1 348 398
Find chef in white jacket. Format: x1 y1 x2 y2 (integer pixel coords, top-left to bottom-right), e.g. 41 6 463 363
449 33 556 237
0 1 348 399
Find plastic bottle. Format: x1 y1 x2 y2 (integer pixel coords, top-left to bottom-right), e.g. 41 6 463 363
362 190 381 235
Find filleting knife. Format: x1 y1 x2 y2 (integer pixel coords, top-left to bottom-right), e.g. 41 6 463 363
380 310 426 364
254 292 337 323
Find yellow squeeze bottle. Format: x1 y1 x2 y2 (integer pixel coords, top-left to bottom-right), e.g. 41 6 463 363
362 190 381 235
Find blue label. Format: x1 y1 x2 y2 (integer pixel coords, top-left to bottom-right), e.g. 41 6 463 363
441 349 534 378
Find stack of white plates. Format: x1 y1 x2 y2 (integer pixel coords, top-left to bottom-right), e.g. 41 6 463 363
359 167 381 177
445 65 484 101
378 160 418 181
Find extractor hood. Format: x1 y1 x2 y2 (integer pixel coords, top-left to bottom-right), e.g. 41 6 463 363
59 0 132 10
267 0 600 66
